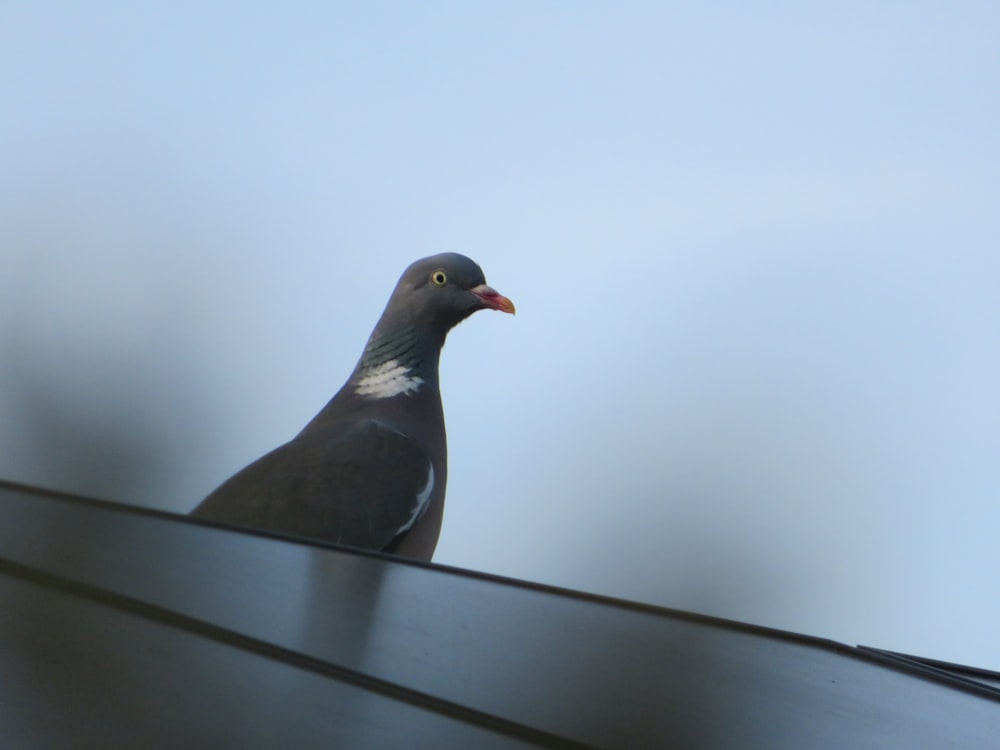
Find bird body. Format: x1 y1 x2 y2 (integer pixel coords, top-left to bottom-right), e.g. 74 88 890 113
191 253 514 561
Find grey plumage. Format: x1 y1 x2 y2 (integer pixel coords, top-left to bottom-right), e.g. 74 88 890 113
191 253 514 561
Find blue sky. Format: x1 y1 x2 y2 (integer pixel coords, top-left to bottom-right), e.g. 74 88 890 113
2 3 999 668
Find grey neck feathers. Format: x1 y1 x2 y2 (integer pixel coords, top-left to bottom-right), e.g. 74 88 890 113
360 325 427 372
350 323 443 398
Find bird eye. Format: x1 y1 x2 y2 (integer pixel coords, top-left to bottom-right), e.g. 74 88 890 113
430 270 448 287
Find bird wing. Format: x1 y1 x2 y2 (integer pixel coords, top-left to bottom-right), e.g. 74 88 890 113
192 418 434 551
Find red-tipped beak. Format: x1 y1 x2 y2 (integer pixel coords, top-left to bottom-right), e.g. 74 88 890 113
471 284 516 315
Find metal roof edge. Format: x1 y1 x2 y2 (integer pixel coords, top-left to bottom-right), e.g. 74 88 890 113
5 476 998 707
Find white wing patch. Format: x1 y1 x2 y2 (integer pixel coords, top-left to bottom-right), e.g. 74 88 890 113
354 359 424 399
398 463 434 534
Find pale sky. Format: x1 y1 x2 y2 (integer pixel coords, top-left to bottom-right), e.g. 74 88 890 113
2 3 999 669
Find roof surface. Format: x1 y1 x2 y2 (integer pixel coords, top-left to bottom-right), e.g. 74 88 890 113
2 479 998 749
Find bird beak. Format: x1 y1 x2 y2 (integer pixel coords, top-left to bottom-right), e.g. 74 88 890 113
471 284 516 315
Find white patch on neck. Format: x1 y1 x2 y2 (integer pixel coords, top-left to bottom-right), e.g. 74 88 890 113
398 463 434 534
354 358 424 399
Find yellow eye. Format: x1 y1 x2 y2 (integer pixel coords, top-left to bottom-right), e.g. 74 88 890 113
430 270 448 287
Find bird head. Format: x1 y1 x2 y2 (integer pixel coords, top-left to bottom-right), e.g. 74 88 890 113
392 253 516 331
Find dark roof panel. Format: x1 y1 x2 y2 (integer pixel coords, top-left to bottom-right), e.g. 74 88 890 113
1 480 998 748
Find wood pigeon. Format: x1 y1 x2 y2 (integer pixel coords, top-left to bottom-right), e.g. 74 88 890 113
191 253 515 561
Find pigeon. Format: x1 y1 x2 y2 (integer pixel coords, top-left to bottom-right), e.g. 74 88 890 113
191 253 515 561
